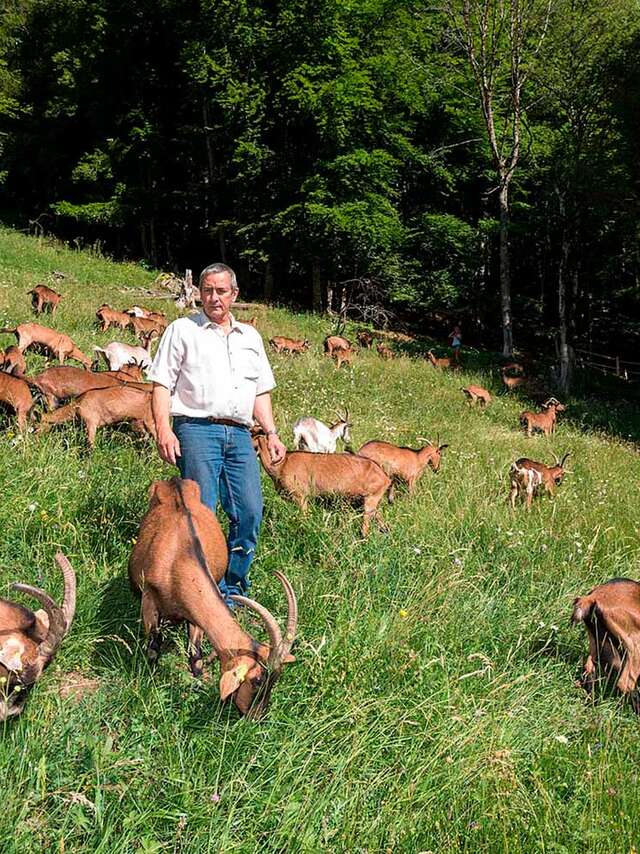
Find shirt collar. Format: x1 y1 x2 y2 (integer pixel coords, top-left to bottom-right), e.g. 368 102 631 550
198 311 244 333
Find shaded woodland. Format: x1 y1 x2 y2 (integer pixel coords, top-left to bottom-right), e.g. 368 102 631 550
1 0 639 367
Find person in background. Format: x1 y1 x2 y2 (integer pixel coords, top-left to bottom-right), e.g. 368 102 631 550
448 323 462 365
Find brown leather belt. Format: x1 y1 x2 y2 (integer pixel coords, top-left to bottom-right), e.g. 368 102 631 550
204 417 248 429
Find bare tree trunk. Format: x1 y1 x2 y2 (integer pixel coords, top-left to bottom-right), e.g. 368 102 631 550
312 256 322 313
218 226 226 263
499 181 513 357
556 189 572 393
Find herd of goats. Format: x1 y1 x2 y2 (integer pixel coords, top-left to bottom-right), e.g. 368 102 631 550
0 281 638 722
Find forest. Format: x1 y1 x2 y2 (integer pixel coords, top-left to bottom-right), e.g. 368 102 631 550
1 0 640 368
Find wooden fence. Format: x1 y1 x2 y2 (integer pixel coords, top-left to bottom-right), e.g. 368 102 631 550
574 347 640 382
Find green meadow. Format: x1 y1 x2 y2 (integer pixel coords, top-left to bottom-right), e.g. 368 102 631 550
1 227 640 853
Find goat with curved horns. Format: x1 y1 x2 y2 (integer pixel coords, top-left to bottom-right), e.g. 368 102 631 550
293 409 352 453
508 453 571 509
357 437 448 501
0 552 76 720
129 478 297 718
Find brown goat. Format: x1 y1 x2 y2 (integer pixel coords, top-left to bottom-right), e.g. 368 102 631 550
324 335 353 356
28 284 62 316
128 477 297 718
572 578 640 711
37 385 156 448
129 315 167 337
357 331 374 349
520 398 566 437
333 346 356 369
95 304 133 332
0 323 92 369
0 553 76 720
256 434 391 537
376 343 395 360
247 315 258 328
461 385 492 407
0 373 35 430
426 350 456 369
269 336 310 354
508 453 570 509
28 365 147 410
357 439 448 501
0 346 27 378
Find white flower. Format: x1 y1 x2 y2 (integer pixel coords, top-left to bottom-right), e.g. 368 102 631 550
554 735 569 744
27 503 37 512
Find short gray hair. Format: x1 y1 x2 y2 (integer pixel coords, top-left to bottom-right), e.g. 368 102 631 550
199 263 238 291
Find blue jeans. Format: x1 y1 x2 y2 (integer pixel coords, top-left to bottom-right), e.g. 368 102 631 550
172 416 263 604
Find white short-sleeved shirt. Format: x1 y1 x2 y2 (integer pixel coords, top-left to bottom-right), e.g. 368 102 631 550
148 312 275 426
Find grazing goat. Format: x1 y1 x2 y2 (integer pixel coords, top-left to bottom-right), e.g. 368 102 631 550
38 385 156 448
28 284 62 316
376 343 394 360
256 434 391 537
0 323 92 368
500 369 542 395
293 410 352 453
357 331 374 349
0 373 34 430
129 315 167 337
269 336 310 355
95 304 132 332
324 335 353 356
0 552 76 720
572 578 640 712
508 453 570 509
502 361 525 375
461 385 492 407
28 365 147 410
247 315 258 328
333 345 356 369
125 306 165 321
128 478 297 718
93 330 158 373
357 438 448 501
426 350 456 369
520 398 566 437
0 346 27 378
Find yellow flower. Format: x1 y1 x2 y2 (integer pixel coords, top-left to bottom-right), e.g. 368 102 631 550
399 609 408 619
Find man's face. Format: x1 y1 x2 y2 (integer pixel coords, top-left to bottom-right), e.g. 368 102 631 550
200 272 237 324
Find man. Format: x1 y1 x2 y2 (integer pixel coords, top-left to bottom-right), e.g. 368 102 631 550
148 262 286 605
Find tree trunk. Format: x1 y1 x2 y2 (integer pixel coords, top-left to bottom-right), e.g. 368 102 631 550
498 181 513 356
556 189 572 394
312 256 322 313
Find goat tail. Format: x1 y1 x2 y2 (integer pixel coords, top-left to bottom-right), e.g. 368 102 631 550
571 594 595 626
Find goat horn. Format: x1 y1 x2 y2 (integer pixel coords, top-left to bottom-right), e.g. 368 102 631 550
560 452 571 468
229 595 284 669
54 552 76 632
11 584 66 667
273 570 298 659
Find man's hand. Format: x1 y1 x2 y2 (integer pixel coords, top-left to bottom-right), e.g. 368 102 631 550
157 428 181 465
268 433 286 464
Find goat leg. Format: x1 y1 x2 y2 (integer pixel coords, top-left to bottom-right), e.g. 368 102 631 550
186 623 204 677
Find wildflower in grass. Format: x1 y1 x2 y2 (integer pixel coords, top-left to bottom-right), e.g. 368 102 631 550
399 609 408 619
210 793 221 803
27 503 37 512
554 735 569 744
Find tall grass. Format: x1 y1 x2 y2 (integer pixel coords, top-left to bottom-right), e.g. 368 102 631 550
1 227 640 852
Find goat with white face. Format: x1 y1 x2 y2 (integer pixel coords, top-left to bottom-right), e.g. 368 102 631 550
293 410 352 453
93 330 158 374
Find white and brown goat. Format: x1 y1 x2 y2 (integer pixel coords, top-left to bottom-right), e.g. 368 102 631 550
128 478 297 718
357 438 448 501
520 398 566 437
572 578 640 712
292 409 352 453
508 453 570 509
93 330 158 373
255 434 391 537
0 553 76 720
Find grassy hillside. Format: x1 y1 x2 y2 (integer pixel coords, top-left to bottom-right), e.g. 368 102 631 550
1 227 640 853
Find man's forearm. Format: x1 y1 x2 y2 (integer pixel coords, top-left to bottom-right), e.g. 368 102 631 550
152 384 172 434
253 392 277 433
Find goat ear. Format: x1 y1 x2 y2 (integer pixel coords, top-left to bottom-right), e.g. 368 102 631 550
32 609 50 643
283 652 296 664
219 663 249 701
0 637 26 673
439 444 450 451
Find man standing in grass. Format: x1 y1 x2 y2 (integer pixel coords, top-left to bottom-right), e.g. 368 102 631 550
148 262 286 605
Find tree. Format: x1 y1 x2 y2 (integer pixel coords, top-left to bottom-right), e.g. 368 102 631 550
447 0 553 355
